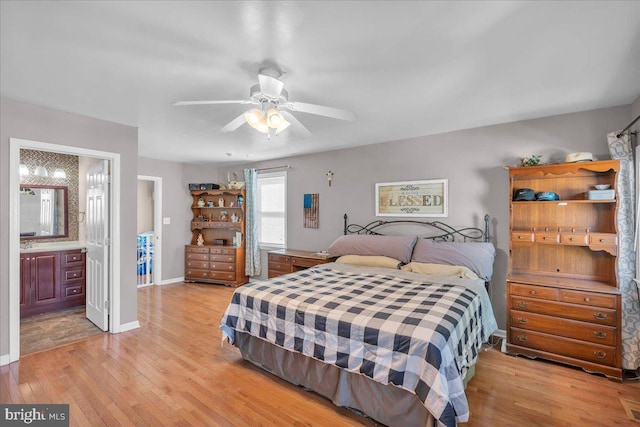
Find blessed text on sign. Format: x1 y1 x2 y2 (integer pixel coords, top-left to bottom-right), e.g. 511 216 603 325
376 179 448 217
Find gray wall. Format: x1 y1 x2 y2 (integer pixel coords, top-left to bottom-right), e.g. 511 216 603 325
0 98 138 356
222 105 632 330
137 157 218 281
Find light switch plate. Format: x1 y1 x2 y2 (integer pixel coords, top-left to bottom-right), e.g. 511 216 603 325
163 217 170 225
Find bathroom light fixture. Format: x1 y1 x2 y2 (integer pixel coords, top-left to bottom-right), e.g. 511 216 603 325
34 165 48 177
53 168 66 179
19 164 29 176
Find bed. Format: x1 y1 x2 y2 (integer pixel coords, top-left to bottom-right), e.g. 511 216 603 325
220 215 498 427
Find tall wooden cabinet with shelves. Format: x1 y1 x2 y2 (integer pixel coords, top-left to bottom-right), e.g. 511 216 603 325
506 160 622 379
185 189 249 287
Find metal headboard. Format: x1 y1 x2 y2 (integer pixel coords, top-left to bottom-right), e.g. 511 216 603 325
343 213 491 243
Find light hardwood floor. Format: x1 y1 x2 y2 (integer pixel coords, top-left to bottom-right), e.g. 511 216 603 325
2 282 638 426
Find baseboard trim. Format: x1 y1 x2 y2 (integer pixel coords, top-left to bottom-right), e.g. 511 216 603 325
492 329 506 339
159 277 184 285
119 321 140 333
0 353 11 366
137 282 154 288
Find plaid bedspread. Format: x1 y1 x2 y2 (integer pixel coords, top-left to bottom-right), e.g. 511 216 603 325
220 263 497 427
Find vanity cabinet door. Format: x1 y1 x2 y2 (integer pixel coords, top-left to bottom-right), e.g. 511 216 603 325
30 252 59 307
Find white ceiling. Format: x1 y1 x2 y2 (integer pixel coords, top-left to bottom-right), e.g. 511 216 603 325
1 1 639 165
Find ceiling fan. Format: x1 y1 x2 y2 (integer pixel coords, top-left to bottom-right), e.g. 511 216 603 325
173 68 356 138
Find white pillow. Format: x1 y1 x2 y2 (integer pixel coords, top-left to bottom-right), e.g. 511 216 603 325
336 255 403 269
401 262 479 279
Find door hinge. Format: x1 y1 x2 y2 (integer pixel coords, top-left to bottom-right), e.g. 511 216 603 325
105 237 111 246
105 300 110 310
106 175 111 184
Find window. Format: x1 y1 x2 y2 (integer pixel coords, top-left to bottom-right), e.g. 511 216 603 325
257 171 287 248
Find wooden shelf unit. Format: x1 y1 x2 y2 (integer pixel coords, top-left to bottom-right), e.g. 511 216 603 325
185 189 248 287
506 160 622 379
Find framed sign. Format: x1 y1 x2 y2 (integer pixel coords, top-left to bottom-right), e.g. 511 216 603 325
375 179 448 217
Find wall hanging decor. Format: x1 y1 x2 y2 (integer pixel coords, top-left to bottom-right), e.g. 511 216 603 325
375 179 448 217
304 193 319 228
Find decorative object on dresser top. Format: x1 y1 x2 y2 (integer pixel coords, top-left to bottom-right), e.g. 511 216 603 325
506 159 622 379
185 188 248 287
20 248 86 318
221 214 497 427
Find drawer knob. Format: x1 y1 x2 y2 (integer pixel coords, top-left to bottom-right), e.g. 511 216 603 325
593 312 607 320
599 239 606 243
543 237 550 240
569 237 575 241
518 236 524 239
593 351 607 359
517 301 528 308
517 317 528 324
517 335 528 342
529 290 537 295
593 331 607 339
584 297 591 302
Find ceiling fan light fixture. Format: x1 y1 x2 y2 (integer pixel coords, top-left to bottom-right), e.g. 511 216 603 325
275 119 291 135
244 109 269 133
267 108 285 128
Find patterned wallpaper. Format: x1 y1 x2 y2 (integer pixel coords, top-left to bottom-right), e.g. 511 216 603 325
20 149 79 242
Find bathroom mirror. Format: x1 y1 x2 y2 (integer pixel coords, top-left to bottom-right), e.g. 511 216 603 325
20 185 69 239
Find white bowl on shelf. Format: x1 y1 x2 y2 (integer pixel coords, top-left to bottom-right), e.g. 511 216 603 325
594 184 611 190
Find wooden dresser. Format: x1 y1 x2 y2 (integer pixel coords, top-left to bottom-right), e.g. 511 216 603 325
185 188 249 287
268 249 336 279
506 160 621 379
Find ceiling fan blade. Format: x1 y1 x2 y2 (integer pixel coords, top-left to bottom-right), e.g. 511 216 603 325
258 74 284 99
220 113 247 133
280 111 312 138
172 100 257 106
285 101 356 121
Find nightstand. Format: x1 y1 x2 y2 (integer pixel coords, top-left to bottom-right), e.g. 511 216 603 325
267 249 336 279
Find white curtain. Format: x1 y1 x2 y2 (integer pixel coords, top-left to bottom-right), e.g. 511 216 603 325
244 168 261 277
607 131 640 370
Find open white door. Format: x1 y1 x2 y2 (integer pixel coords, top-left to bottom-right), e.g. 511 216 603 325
86 160 109 330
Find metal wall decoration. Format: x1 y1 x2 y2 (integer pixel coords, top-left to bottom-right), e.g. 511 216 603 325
303 193 319 228
375 179 448 217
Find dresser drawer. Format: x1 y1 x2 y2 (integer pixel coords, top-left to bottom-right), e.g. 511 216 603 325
511 232 534 242
292 257 321 268
185 269 209 279
61 250 85 267
559 289 617 309
589 233 616 245
510 310 616 346
210 247 236 255
185 260 209 269
64 286 84 298
209 271 236 281
210 254 235 263
186 246 209 254
268 253 291 264
63 268 85 282
560 234 589 245
510 296 616 326
268 269 286 279
510 283 558 300
210 262 235 272
510 327 616 366
185 253 209 261
534 232 560 244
